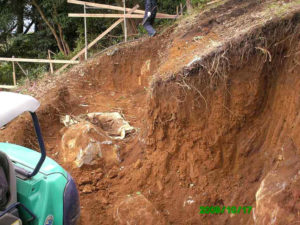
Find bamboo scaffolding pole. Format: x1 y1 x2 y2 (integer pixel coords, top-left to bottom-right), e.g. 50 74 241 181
57 5 139 74
84 4 88 60
180 3 183 15
207 0 222 5
68 13 177 19
0 85 17 89
123 0 127 42
48 50 54 74
16 62 28 76
67 0 173 17
12 57 16 86
0 57 79 64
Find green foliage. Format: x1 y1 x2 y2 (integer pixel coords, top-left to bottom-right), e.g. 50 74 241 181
0 31 55 84
0 62 13 84
0 0 192 85
157 0 185 14
5 32 55 58
137 24 148 36
29 64 47 78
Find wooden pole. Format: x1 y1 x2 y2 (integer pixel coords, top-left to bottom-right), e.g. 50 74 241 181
123 0 127 42
12 56 16 86
48 50 54 74
207 0 222 5
16 62 28 76
84 4 88 60
0 85 17 89
68 13 177 19
67 0 173 17
180 3 183 15
176 6 179 16
0 57 79 64
186 0 193 14
57 5 139 74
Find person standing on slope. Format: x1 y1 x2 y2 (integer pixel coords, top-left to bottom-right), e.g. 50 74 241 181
143 0 157 37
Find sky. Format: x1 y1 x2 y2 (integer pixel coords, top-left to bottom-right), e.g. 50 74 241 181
24 19 35 33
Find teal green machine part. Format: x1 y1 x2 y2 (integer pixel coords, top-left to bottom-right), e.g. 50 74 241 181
0 142 68 225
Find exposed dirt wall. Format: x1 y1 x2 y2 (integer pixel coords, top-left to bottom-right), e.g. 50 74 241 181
137 16 300 225
74 36 167 93
0 1 299 225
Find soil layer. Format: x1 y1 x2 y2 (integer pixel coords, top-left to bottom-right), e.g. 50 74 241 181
0 0 299 224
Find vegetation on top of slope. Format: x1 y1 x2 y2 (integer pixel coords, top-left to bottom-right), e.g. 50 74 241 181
0 0 214 85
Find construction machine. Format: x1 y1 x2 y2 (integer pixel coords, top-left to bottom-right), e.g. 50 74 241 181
0 91 80 225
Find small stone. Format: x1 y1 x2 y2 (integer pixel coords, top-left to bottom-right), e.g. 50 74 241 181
114 195 166 225
134 159 142 169
95 172 104 181
119 170 126 179
184 196 195 206
82 184 94 193
157 180 163 191
95 168 103 173
79 176 92 185
108 168 118 179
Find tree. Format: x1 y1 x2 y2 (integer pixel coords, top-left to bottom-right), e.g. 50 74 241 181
31 0 70 55
115 0 139 36
0 0 17 52
186 0 193 14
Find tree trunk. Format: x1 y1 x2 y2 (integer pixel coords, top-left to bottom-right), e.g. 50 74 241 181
127 19 139 36
116 0 138 37
32 6 41 32
57 23 70 55
186 0 193 14
16 0 24 34
54 7 71 55
31 0 67 55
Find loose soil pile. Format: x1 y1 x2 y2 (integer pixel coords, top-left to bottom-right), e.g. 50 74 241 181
1 0 300 224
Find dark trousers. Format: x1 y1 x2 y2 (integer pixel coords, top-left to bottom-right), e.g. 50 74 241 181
143 8 157 36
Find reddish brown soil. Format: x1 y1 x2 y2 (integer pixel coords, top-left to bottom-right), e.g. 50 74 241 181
1 0 300 225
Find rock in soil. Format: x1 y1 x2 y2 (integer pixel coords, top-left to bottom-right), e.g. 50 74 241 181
61 121 120 167
113 194 167 225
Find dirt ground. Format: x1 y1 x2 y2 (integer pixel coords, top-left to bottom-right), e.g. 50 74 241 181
1 0 300 224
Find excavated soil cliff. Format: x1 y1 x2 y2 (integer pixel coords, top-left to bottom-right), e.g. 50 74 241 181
0 0 300 224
